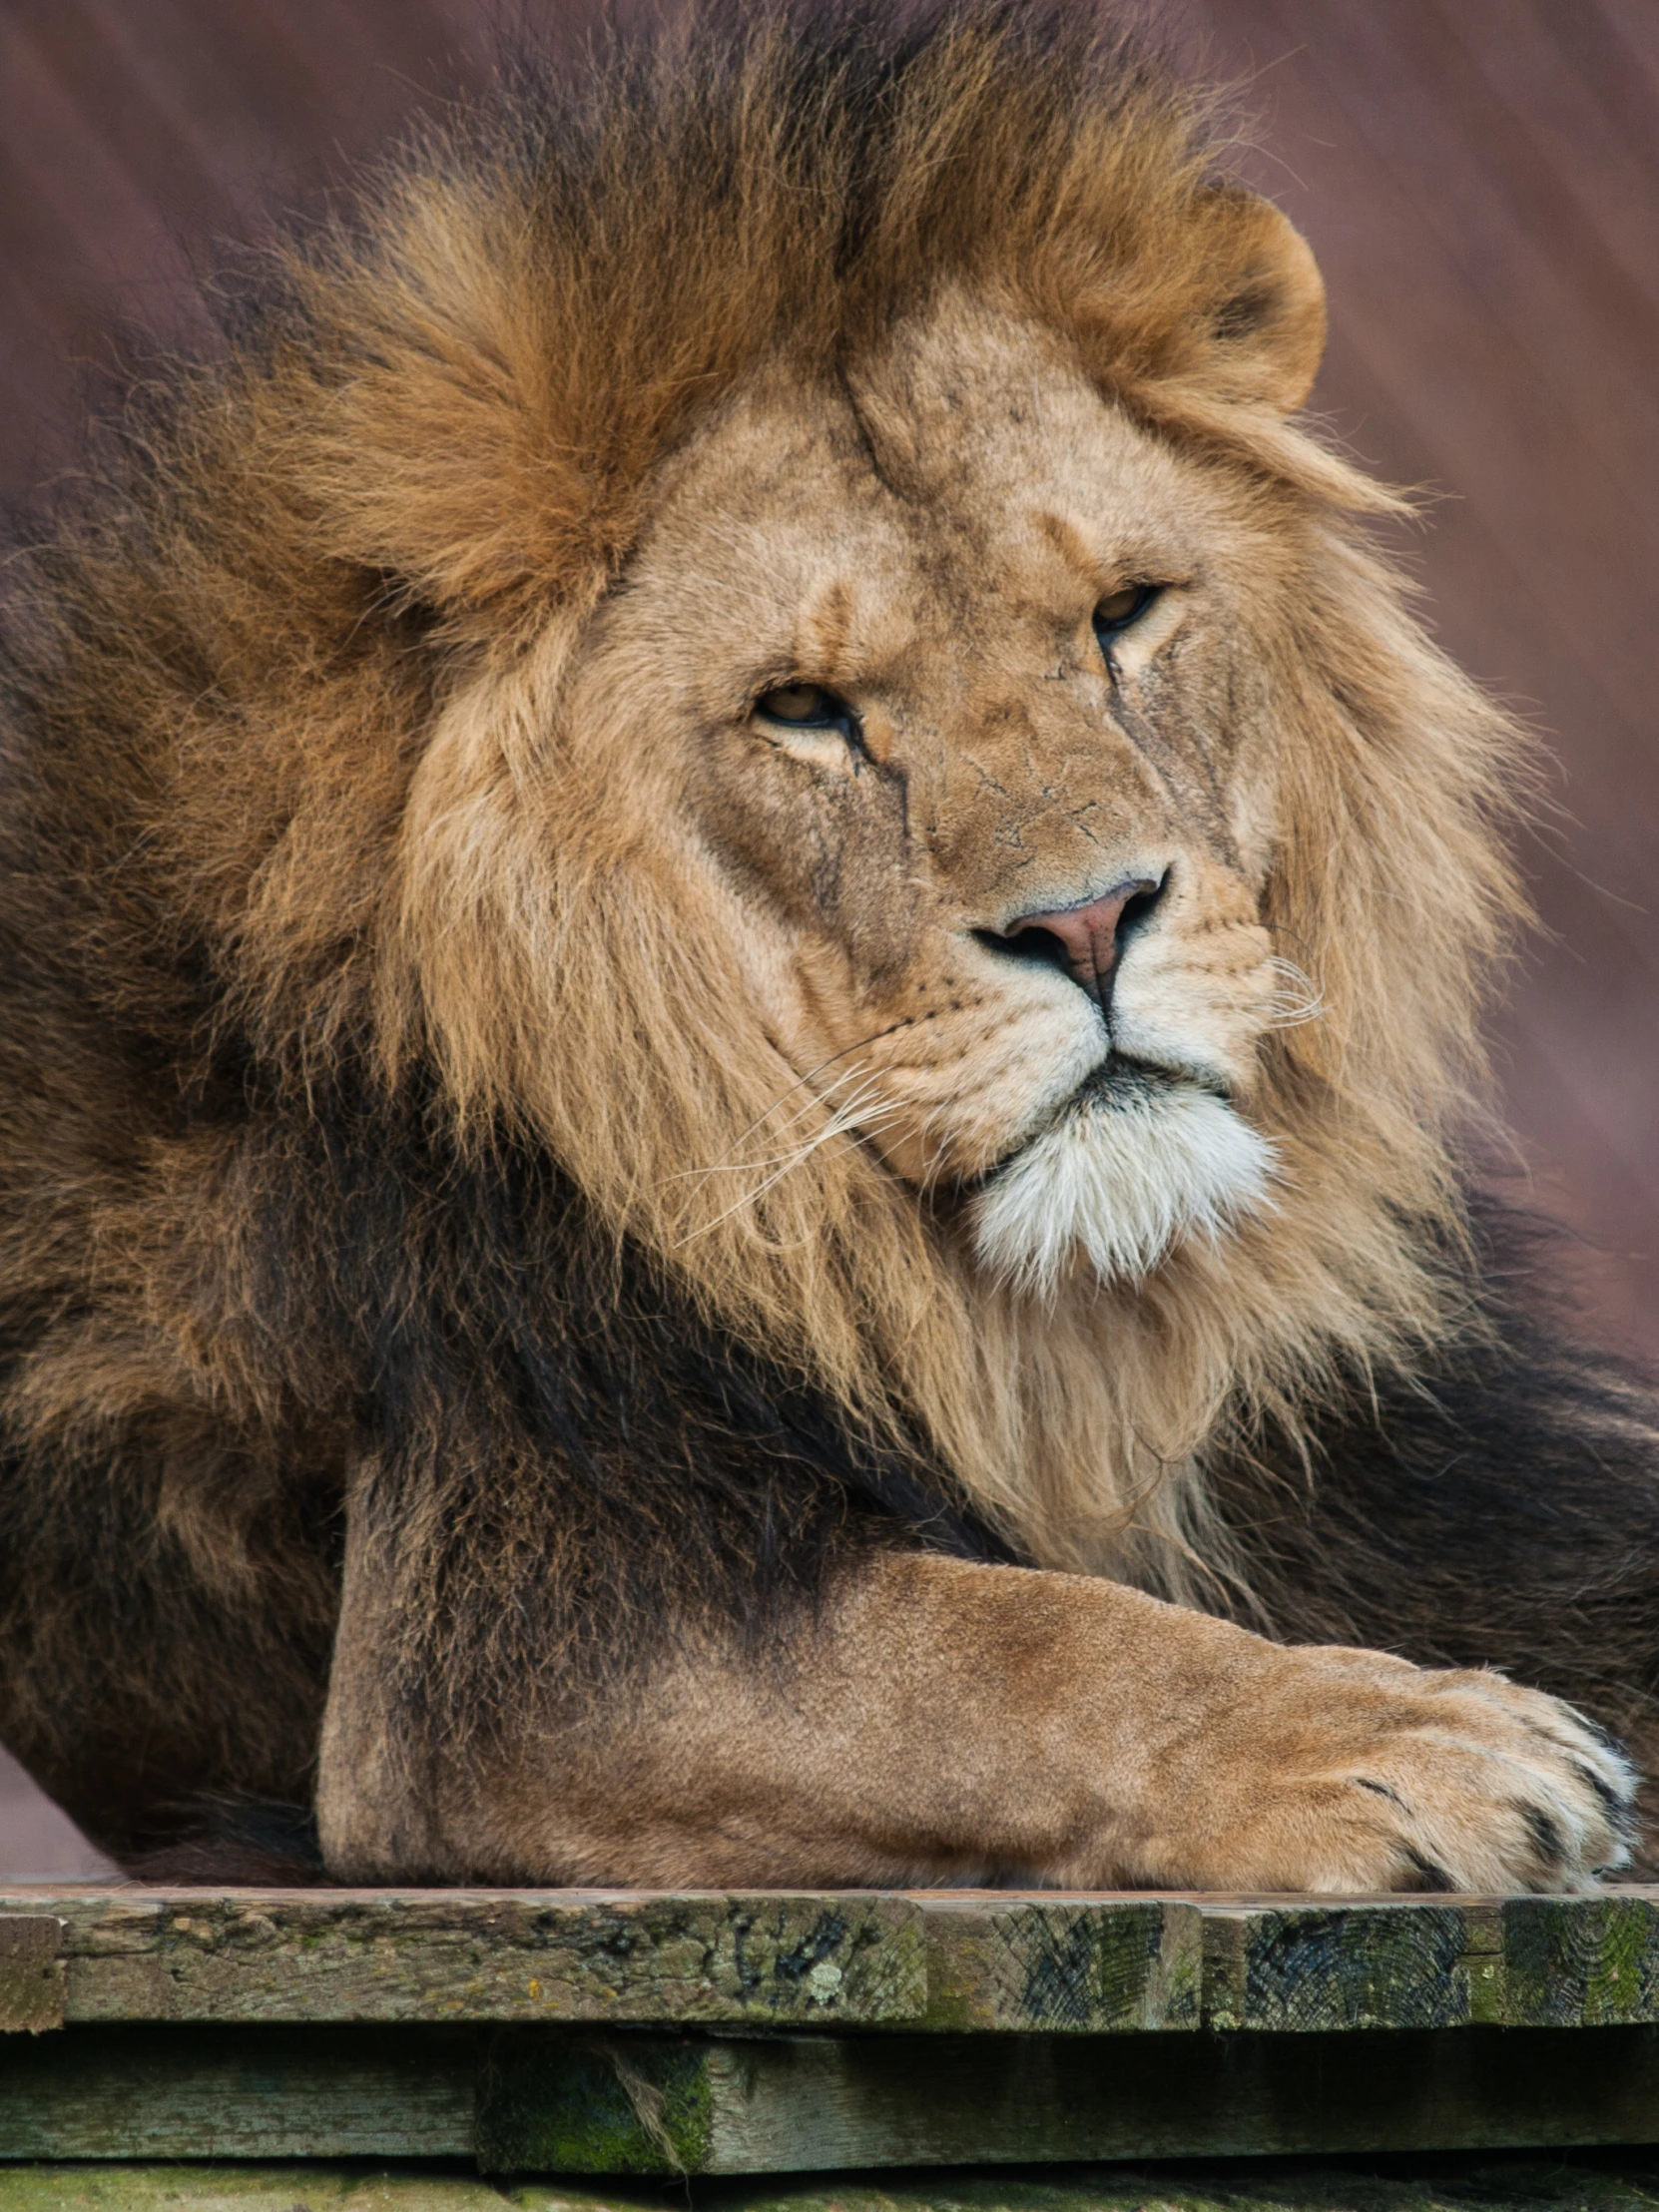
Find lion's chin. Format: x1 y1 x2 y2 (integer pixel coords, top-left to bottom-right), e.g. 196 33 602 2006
967 1078 1277 1296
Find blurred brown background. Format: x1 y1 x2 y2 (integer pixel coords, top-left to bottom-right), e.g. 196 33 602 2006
1 0 1655 1872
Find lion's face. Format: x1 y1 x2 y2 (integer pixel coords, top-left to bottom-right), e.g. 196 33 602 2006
566 295 1302 1290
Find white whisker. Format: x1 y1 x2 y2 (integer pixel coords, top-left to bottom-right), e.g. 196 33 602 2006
673 1080 905 1246
1263 955 1325 1029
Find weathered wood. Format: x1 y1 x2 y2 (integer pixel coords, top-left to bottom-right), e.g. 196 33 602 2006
0 1889 1198 2032
9 2010 1659 2170
4 1887 1659 2042
1502 1897 1659 2027
911 1895 1202 2031
1199 1900 1502 2031
0 1919 62 2035
477 2032 715 2175
475 2023 1659 2173
1185 1893 1659 2032
0 2025 476 2159
9 2162 1659 2212
0 1890 924 2029
0 2171 519 2210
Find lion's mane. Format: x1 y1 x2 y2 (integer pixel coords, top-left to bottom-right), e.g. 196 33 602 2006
2 0 1587 1848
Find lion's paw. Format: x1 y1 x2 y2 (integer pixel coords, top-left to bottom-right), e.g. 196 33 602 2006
1169 1649 1638 1894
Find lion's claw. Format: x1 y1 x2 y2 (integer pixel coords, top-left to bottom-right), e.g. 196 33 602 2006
1142 1646 1638 1894
1329 1668 1639 1892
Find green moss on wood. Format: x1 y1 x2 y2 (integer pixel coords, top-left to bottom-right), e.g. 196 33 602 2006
8 1888 1659 2041
916 1901 1199 2031
0 1921 63 2037
1502 1898 1659 2026
475 2034 716 2174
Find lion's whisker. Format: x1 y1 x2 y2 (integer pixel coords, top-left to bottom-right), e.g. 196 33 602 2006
675 1083 906 1243
669 1060 889 1193
1263 955 1325 1029
685 1020 919 1177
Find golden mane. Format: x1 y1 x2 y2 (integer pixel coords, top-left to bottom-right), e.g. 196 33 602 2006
15 0 1531 1602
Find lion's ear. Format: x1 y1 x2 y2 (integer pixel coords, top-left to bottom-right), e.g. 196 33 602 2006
1196 187 1327 415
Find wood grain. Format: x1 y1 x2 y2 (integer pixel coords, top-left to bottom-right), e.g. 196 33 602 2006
0 1915 62 2034
0 1890 926 2029
911 1895 1201 2032
4 1887 1659 2035
0 2024 476 2161
481 2021 1659 2172
12 2014 1659 2171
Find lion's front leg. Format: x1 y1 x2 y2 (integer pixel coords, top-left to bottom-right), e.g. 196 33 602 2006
316 1526 1633 1891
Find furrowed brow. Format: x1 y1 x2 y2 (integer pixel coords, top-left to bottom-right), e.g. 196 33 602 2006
1032 510 1105 589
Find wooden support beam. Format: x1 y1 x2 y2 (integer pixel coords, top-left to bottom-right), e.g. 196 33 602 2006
474 2023 1659 2173
0 1917 62 2035
7 2018 1659 2169
0 2026 475 2160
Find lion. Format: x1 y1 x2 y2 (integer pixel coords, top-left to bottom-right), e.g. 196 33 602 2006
2 0 1656 1896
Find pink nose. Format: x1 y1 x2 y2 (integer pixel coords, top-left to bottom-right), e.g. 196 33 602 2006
997 878 1162 1004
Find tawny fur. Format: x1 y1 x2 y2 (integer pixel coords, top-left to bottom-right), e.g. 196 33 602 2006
1 0 1655 1889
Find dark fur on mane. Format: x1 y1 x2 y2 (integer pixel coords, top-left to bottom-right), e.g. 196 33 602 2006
1218 1201 1659 1744
0 1048 1009 1855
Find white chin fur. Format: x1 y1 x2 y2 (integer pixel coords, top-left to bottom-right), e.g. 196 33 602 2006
969 1083 1276 1296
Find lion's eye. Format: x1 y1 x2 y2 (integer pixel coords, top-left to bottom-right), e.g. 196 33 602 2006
755 683 857 733
1093 584 1160 655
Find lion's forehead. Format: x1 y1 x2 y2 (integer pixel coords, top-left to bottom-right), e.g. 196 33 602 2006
647 298 1231 665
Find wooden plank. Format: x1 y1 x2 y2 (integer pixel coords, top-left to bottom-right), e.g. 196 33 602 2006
0 2024 475 2159
0 1917 62 2035
13 2161 1659 2212
11 2012 1659 2171
910 1895 1201 2031
474 2021 1659 2173
0 1890 925 2028
1191 1893 1659 2032
0 1889 1202 2033
1199 1900 1500 2031
7 1887 1659 2038
0 2168 520 2210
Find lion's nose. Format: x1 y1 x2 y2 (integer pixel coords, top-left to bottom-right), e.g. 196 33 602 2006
996 876 1165 1005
